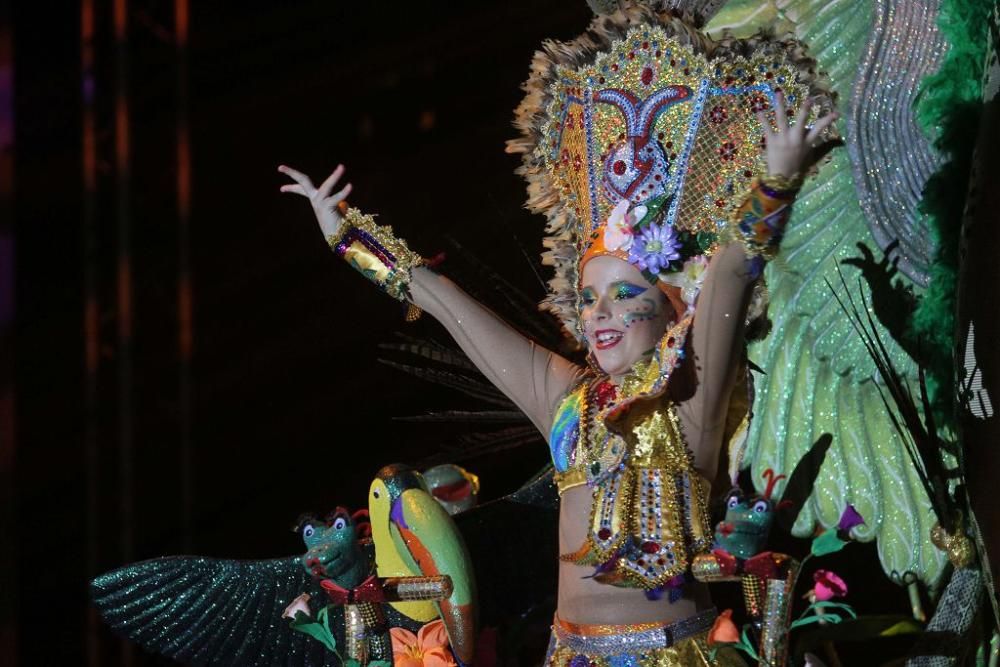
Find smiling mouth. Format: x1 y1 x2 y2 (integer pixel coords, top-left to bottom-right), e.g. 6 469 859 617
594 329 624 350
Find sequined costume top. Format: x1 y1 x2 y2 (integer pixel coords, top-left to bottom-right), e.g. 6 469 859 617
548 318 714 592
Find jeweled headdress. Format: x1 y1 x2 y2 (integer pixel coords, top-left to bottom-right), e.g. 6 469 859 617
509 4 832 338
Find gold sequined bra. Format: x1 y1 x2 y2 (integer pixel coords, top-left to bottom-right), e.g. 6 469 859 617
548 367 713 591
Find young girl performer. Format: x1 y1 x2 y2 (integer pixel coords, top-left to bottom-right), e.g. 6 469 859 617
280 7 836 664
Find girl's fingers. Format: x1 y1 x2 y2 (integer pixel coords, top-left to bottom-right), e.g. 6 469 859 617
316 165 345 200
772 91 788 130
277 165 315 191
279 183 308 196
755 111 774 139
805 112 839 145
325 183 353 207
794 97 815 135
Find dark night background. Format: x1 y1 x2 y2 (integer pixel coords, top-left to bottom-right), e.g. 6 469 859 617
3 2 918 665
6 2 592 664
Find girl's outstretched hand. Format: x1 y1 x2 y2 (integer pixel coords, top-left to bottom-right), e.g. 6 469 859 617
278 164 353 239
758 93 840 179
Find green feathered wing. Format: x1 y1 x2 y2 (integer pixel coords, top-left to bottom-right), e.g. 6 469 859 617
705 0 948 583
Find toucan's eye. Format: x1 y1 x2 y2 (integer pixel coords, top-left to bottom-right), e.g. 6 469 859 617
333 517 347 531
726 495 740 510
302 524 315 539
752 500 769 513
373 490 380 499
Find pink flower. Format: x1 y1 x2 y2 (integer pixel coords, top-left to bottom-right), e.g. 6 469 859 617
812 570 847 601
603 199 635 252
281 593 312 620
390 619 456 667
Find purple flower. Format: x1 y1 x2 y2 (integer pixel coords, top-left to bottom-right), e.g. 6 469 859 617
627 222 681 273
837 505 865 532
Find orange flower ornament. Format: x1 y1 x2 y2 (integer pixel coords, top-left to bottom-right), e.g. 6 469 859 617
390 619 456 667
707 609 740 645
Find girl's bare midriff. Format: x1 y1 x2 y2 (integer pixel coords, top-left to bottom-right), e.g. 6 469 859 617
556 484 713 626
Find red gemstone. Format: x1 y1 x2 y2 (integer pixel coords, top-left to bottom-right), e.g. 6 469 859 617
641 67 654 86
641 541 660 554
627 52 635 60
667 337 675 348
655 50 662 57
613 160 627 175
595 380 618 408
611 63 619 72
598 528 612 540
642 41 649 49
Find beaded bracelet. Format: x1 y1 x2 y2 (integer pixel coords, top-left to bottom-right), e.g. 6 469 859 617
327 208 424 319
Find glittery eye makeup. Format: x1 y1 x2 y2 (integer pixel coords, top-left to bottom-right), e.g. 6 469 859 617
612 281 648 301
580 287 597 306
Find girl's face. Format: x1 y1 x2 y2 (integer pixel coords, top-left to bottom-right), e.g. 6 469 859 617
580 255 674 381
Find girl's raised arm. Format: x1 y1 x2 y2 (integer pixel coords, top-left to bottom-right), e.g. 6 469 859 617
279 163 584 437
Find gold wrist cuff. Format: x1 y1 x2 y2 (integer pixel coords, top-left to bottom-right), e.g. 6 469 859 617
759 172 803 196
327 208 424 306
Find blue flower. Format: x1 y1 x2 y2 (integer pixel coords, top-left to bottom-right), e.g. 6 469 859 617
628 222 681 273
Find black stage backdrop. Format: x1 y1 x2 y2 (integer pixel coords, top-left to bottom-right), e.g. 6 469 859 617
9 2 590 664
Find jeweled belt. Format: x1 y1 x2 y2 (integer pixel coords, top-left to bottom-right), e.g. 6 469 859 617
551 608 717 655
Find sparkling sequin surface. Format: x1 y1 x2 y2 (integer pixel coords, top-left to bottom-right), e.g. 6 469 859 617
90 553 423 665
90 556 339 666
703 0 948 583
847 0 946 287
542 28 816 245
544 610 745 666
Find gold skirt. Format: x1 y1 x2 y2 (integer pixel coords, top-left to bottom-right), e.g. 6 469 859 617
544 610 746 667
